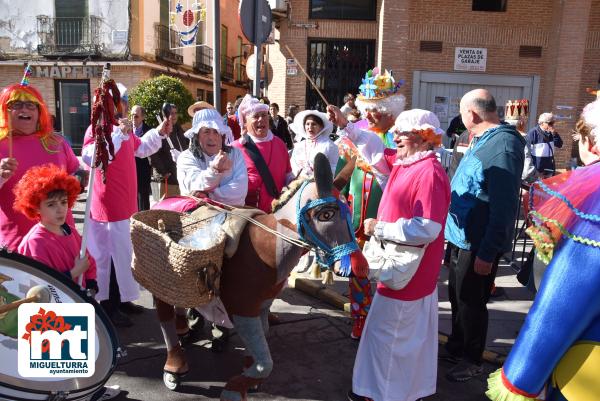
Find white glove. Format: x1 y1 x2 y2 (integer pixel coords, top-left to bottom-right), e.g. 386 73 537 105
170 148 181 162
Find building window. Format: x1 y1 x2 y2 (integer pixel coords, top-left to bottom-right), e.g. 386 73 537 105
472 0 507 12
309 0 376 21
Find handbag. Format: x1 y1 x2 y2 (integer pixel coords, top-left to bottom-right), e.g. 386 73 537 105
363 235 426 290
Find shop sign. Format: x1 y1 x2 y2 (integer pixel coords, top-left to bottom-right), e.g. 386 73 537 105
454 47 487 72
286 59 297 76
34 65 103 80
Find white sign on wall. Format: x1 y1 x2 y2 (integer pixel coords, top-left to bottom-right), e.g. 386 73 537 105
286 59 298 76
454 47 487 72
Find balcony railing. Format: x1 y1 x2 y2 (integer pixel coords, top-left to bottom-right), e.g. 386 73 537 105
235 62 251 88
221 56 234 81
36 15 101 56
193 46 213 74
155 24 183 65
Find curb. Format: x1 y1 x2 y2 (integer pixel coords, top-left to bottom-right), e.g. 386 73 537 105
288 276 506 366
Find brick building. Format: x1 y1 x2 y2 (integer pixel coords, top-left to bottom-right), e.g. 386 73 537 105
266 0 600 167
0 0 252 153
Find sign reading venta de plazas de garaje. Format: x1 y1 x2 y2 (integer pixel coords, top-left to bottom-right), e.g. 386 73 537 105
454 47 487 72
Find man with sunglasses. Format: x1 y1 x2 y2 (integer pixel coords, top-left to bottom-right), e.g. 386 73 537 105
526 112 563 178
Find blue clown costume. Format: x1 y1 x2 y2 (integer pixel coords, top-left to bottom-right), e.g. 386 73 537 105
486 160 600 401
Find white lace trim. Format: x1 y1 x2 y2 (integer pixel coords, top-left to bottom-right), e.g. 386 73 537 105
393 150 435 166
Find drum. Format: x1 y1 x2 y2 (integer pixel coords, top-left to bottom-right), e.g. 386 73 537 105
0 250 120 400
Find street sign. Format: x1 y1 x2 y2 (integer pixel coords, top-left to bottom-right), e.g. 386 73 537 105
239 0 272 45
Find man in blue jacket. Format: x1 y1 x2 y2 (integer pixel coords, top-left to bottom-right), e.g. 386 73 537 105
526 112 563 177
443 89 525 382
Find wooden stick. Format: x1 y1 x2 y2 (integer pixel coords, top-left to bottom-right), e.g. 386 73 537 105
0 295 38 314
7 107 12 159
282 44 330 107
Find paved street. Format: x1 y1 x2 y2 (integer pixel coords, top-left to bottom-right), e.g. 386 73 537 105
100 287 494 401
71 195 529 401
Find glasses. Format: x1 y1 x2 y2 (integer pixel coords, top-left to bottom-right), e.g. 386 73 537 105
8 101 37 111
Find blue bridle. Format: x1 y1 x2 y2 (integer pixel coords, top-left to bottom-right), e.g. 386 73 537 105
295 180 358 274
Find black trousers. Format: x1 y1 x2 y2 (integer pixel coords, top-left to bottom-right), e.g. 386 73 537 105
100 259 121 313
445 245 500 364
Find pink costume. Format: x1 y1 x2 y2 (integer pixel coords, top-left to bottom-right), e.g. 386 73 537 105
345 109 450 401
81 123 163 302
18 222 97 284
233 133 292 213
375 150 450 300
0 135 79 251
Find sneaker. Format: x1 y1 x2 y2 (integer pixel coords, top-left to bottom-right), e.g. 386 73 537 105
350 316 365 340
446 360 483 382
438 346 463 364
120 301 144 314
347 390 373 401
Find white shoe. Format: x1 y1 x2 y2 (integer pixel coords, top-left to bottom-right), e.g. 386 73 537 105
97 385 121 400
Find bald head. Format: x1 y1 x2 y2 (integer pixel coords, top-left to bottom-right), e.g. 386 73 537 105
459 89 500 134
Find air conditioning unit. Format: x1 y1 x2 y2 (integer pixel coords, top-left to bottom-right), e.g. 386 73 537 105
268 0 287 12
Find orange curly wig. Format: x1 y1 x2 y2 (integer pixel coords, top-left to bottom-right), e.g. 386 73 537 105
13 164 81 220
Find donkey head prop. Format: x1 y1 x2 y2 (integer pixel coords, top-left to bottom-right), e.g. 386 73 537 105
294 153 368 277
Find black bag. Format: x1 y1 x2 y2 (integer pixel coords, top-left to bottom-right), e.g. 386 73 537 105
517 248 536 287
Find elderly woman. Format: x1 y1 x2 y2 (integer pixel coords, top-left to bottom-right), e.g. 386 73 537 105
0 80 80 251
289 109 338 177
232 95 293 213
177 108 247 205
328 105 450 401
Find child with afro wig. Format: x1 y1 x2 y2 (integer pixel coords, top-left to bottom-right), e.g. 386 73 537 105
14 164 98 293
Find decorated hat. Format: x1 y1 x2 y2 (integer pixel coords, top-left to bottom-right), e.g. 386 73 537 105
505 99 529 123
393 109 443 147
355 67 406 119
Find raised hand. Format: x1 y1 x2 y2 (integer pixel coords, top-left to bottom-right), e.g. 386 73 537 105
0 157 18 181
327 105 349 129
157 117 173 137
210 150 233 173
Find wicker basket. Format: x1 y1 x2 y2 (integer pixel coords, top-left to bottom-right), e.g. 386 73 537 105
130 209 226 307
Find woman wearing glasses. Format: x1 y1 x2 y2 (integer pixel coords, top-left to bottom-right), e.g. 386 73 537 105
0 80 80 251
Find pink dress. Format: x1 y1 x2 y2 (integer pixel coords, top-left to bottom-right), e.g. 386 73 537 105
18 223 97 283
0 135 79 251
233 135 291 213
83 125 142 222
376 151 451 301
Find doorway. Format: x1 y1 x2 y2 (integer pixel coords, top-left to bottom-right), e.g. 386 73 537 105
307 39 376 110
55 80 91 154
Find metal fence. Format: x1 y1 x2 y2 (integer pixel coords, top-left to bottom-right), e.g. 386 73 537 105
36 15 101 56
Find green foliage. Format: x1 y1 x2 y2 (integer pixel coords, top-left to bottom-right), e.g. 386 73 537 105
128 75 194 128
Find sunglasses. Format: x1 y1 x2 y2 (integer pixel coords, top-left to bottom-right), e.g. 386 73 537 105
547 121 555 126
8 101 37 111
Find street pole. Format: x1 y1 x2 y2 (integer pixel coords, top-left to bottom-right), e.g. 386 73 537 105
253 0 261 97
212 0 221 111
